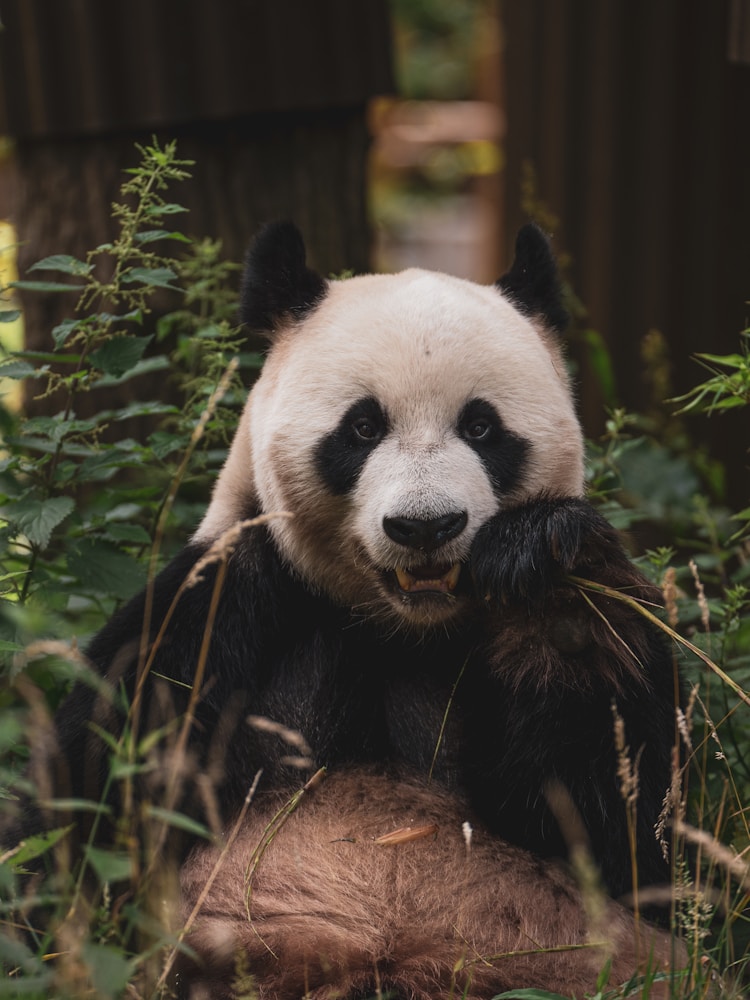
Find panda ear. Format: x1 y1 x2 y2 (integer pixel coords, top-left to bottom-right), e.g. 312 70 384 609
496 224 568 334
241 221 328 336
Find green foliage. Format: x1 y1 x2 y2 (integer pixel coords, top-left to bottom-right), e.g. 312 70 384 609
671 331 750 414
0 139 255 999
390 0 484 100
582 329 750 995
0 140 249 646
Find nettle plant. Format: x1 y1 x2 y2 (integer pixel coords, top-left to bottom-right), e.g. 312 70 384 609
0 141 255 997
0 141 247 652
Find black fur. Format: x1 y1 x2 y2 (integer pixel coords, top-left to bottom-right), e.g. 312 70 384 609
29 495 676 904
458 398 529 498
315 396 389 494
497 223 568 334
240 221 327 333
461 639 676 897
471 496 616 604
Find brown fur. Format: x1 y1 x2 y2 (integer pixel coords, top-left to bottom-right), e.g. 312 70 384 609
179 771 681 1000
486 558 664 696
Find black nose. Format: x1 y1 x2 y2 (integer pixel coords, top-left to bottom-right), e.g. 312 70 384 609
383 511 468 551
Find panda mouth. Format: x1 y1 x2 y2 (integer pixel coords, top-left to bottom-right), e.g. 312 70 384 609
393 562 461 595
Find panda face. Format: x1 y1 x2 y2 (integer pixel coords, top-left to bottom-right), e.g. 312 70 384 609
238 268 584 628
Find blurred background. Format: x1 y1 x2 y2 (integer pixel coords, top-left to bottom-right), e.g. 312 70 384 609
0 0 748 502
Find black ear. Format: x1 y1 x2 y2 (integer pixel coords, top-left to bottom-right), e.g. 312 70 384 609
241 221 328 334
496 224 568 334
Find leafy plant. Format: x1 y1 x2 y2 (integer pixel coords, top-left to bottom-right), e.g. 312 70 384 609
0 140 248 651
0 140 253 997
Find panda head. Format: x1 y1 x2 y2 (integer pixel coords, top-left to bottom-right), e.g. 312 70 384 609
195 222 585 629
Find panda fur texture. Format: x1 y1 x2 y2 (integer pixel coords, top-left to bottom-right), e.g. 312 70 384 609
40 222 680 996
178 770 676 1000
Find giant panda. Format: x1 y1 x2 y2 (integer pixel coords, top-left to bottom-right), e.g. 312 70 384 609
36 222 680 996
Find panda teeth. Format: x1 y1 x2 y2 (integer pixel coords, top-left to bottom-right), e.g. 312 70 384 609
394 563 461 594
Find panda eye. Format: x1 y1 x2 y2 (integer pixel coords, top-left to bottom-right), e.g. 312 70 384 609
459 399 501 445
352 417 381 441
464 418 492 441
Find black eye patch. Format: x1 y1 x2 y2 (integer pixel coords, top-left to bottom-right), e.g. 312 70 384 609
315 396 388 495
457 398 529 497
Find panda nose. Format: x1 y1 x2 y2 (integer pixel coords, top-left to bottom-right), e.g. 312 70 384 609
383 511 468 551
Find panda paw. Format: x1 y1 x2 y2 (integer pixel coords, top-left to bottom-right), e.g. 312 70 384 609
470 496 620 606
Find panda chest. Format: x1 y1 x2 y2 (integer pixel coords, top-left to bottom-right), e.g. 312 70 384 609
342 628 470 783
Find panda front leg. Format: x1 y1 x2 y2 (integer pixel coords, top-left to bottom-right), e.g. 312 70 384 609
467 495 681 901
470 495 630 604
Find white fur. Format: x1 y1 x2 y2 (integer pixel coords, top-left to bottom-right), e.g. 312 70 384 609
195 269 584 621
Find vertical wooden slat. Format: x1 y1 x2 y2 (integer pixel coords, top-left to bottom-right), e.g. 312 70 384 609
501 0 750 504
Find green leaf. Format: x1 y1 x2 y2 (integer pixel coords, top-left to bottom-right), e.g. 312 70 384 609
694 351 746 366
0 309 21 323
134 228 191 245
28 254 93 277
67 538 146 601
8 825 75 867
0 360 38 379
86 845 132 884
0 973 54 995
22 415 101 444
144 202 187 216
93 308 144 325
0 716 25 750
0 937 50 992
10 279 82 293
121 266 179 290
14 496 75 548
109 759 154 780
144 805 211 838
15 349 81 364
89 334 152 377
51 317 80 348
77 449 145 483
147 430 186 460
91 354 170 387
105 523 151 545
39 798 113 814
104 399 177 422
81 942 133 999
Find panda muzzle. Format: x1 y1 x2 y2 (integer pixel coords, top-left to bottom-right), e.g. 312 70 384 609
394 562 461 594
